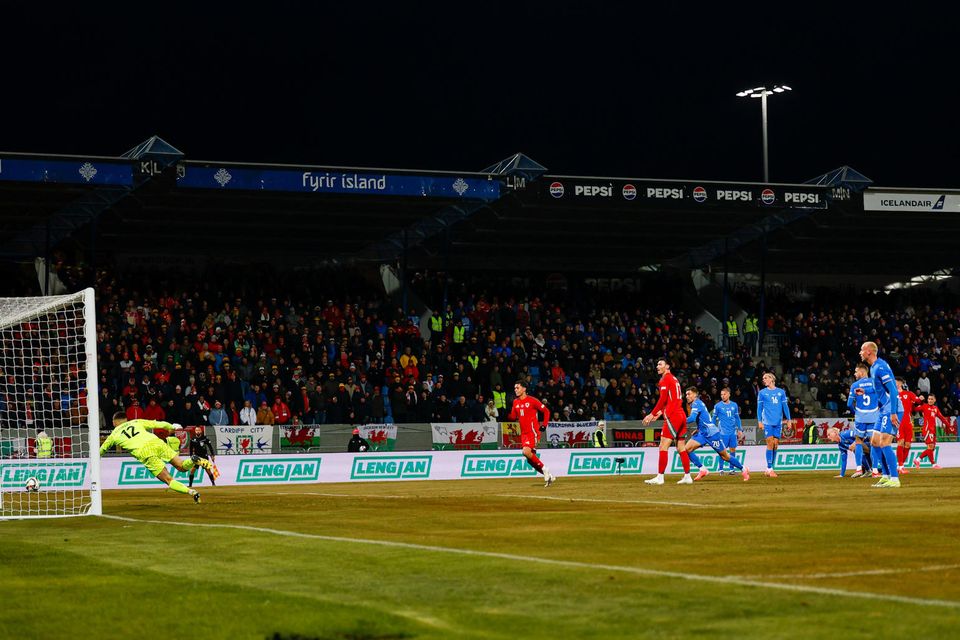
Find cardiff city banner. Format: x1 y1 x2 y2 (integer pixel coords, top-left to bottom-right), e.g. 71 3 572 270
280 424 321 449
864 191 960 212
501 421 522 448
177 164 500 201
535 177 828 209
545 420 602 448
431 422 499 450
358 423 398 451
0 157 134 186
214 425 274 454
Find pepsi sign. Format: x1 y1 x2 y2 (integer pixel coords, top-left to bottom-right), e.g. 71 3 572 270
761 188 776 205
693 186 707 203
549 182 564 198
622 184 637 200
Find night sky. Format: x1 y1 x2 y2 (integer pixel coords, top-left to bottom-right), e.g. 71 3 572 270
3 5 957 187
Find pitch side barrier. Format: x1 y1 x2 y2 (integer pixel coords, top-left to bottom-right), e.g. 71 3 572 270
83 443 960 488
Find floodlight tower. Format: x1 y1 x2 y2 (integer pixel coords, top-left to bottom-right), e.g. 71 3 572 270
736 85 792 183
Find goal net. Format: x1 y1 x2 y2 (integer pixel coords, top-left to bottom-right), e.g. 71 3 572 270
0 288 101 519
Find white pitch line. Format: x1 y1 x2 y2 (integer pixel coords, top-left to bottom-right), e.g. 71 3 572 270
495 493 720 508
99 514 960 609
738 564 960 580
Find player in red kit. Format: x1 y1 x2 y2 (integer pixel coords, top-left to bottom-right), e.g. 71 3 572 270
914 393 948 469
508 379 555 486
642 358 693 485
896 378 920 473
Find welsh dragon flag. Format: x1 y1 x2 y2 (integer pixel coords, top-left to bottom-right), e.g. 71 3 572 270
358 424 398 451
431 422 499 450
281 425 320 450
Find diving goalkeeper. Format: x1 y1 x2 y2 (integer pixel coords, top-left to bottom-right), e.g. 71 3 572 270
100 412 211 503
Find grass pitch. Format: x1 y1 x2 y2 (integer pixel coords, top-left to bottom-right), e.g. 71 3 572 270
2 470 960 639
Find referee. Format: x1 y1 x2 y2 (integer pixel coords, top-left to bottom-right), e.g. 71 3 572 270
189 426 217 487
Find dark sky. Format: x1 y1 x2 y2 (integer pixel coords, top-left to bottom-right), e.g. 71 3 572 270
3 5 957 186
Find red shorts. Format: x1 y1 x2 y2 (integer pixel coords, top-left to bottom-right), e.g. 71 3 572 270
923 429 937 444
662 411 688 440
521 429 540 449
898 420 914 442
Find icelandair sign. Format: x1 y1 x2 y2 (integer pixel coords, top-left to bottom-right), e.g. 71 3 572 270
864 191 960 212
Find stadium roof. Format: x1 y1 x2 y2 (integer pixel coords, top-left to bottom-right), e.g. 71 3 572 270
1 141 958 281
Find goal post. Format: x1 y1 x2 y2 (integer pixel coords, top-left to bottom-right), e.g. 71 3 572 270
0 288 101 519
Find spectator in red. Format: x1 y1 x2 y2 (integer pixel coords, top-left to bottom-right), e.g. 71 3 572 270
125 398 145 421
143 398 166 421
272 395 291 424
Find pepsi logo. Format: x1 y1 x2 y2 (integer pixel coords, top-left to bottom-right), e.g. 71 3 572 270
622 184 637 200
692 186 707 203
761 188 776 205
549 182 564 198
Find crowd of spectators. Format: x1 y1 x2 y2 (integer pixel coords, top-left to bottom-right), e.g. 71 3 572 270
77 265 766 429
765 287 960 419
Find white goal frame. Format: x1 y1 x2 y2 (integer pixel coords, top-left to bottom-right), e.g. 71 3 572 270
0 288 101 519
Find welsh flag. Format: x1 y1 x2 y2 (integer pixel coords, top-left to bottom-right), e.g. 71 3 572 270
358 423 398 451
431 422 499 451
281 425 321 449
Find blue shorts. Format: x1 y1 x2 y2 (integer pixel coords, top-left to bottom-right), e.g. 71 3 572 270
853 423 875 440
719 432 739 449
875 413 897 436
692 431 726 452
762 423 782 439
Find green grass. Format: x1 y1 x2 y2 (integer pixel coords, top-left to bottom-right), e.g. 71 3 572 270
2 470 960 639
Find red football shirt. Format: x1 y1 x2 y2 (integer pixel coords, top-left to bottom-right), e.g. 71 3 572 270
653 372 684 418
898 390 920 426
918 403 947 431
509 395 550 433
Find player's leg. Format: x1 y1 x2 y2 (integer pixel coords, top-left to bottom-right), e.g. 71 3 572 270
880 430 900 486
645 434 674 484
851 434 865 477
521 445 544 474
764 425 780 477
683 439 704 482
716 442 746 476
204 461 217 486
675 437 693 483
147 457 201 503
870 430 887 481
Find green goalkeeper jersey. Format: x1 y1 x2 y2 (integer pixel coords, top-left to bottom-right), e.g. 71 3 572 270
100 419 174 455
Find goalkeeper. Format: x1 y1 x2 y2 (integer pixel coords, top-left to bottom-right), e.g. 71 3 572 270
100 412 211 503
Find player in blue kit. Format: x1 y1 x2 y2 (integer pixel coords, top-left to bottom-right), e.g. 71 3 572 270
860 341 903 488
712 387 742 475
826 426 858 477
680 387 750 482
757 372 792 478
847 362 879 478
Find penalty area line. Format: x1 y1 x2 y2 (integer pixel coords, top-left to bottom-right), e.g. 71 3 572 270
99 514 960 609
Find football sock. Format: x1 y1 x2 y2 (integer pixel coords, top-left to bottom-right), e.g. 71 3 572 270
854 443 863 469
900 442 911 466
687 450 703 469
765 449 774 470
717 456 726 472
658 450 668 474
526 452 544 474
167 479 190 495
679 450 691 473
726 455 743 471
884 446 899 478
839 451 848 476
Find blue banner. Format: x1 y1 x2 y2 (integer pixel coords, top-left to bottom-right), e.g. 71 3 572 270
0 157 133 186
176 165 500 201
